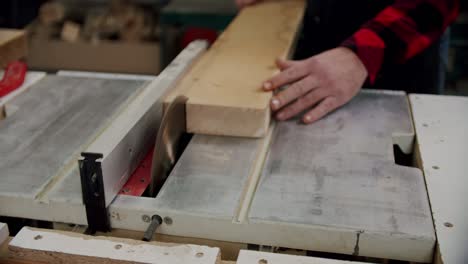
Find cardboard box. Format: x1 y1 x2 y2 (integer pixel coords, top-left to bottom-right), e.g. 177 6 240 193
0 29 28 68
27 37 160 75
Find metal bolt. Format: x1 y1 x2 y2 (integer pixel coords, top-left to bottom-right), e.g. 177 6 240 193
444 222 453 228
114 244 122 250
34 235 42 240
142 215 151 223
142 215 163 242
196 252 204 258
259 259 268 264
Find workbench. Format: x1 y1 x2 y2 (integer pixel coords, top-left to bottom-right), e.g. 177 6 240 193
0 41 467 263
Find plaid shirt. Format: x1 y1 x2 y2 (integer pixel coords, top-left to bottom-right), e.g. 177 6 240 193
342 0 459 84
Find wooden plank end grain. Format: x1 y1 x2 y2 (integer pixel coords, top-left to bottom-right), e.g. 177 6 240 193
0 223 8 245
0 29 27 67
166 0 306 137
9 227 221 264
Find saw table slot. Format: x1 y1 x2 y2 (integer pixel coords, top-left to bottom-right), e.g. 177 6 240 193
392 144 414 167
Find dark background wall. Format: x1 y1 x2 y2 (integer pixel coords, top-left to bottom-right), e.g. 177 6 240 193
0 0 46 28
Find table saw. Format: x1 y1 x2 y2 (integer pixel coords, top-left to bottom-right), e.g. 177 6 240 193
0 40 467 264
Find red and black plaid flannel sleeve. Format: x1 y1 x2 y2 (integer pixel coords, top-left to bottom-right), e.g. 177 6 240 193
341 0 459 84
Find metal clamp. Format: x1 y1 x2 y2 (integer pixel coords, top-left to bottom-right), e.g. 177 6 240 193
79 152 110 233
143 215 163 241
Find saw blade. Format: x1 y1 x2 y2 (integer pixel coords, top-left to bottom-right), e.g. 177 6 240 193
149 95 189 197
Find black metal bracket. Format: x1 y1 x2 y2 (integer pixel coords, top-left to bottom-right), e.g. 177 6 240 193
79 152 110 233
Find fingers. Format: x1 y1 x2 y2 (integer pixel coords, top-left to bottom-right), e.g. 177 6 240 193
276 89 328 121
263 62 308 91
275 58 294 71
270 76 318 111
302 97 339 124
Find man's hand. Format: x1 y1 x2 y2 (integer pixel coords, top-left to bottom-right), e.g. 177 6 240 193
263 47 368 124
235 0 260 9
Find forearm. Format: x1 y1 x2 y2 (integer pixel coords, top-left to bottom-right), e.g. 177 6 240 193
342 0 459 84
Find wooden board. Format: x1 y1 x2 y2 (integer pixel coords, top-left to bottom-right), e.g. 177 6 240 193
9 227 221 264
0 29 27 67
0 223 8 246
0 29 28 68
110 91 434 262
165 0 305 137
236 250 372 264
410 94 468 264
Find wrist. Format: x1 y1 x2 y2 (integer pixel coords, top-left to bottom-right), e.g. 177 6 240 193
341 28 385 85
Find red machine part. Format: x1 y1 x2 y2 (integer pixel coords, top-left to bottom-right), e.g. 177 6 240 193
0 61 27 98
119 147 153 196
181 27 218 49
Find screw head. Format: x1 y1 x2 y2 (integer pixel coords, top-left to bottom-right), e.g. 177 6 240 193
444 222 453 228
164 217 173 225
142 215 151 223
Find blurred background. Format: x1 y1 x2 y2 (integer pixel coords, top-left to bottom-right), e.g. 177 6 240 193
0 0 466 95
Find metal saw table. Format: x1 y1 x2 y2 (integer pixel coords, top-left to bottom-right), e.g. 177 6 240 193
0 41 465 263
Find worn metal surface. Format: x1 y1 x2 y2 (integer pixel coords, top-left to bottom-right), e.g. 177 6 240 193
154 134 262 218
145 90 434 262
248 91 434 261
0 75 144 200
249 91 419 222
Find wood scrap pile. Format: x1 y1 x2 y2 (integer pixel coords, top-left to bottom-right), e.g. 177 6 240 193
27 0 159 44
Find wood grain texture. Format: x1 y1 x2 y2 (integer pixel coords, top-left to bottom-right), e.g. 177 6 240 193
165 0 305 137
0 29 27 67
410 94 468 264
0 223 8 246
9 227 221 264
